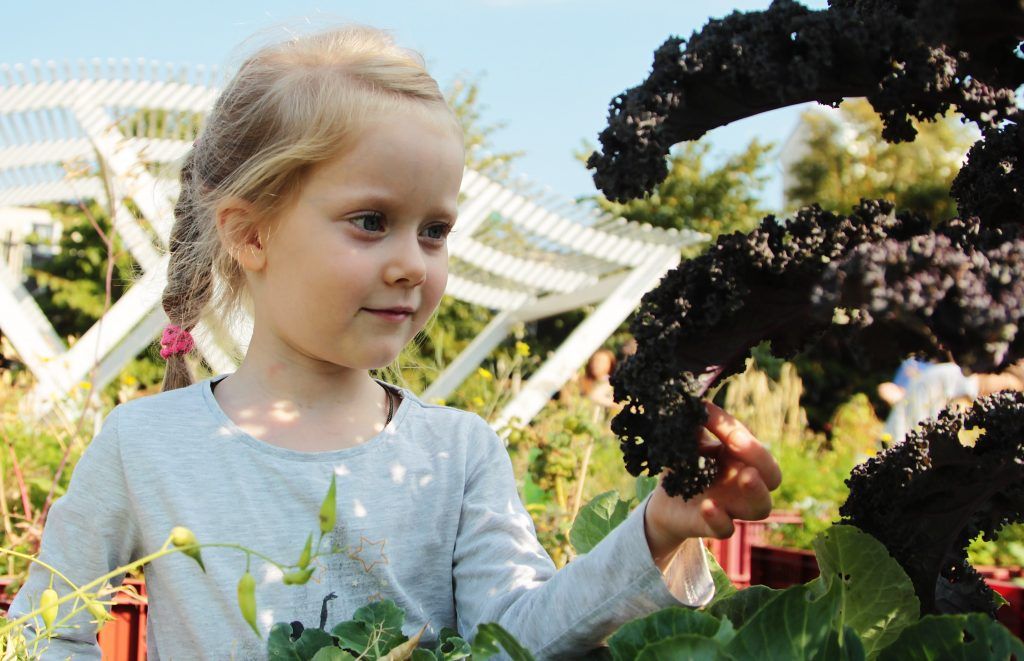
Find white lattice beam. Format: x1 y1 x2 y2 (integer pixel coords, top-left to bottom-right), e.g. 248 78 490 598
492 248 682 431
421 310 517 403
1 58 708 429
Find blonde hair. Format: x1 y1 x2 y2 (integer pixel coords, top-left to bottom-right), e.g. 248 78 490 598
161 25 459 391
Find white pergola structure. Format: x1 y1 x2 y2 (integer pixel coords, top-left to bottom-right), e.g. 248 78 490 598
0 59 705 425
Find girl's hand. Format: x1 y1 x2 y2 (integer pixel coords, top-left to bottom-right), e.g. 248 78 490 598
643 402 782 569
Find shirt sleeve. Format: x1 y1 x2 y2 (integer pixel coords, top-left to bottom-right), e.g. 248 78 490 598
7 406 141 660
451 419 714 659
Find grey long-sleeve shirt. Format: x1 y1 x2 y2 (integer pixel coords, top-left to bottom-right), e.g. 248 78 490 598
9 376 713 659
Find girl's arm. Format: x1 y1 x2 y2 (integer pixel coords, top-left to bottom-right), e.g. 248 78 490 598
6 407 141 659
451 416 722 659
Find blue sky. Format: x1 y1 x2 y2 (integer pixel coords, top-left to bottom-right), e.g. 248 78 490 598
2 0 830 210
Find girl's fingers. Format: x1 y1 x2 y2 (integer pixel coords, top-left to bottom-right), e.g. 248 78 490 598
700 499 735 539
708 462 773 520
704 402 782 490
732 465 773 520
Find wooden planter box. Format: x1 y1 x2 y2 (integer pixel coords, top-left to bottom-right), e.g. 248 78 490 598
749 544 820 587
706 511 803 587
0 577 147 660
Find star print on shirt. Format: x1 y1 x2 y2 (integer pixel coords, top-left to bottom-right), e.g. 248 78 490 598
348 536 388 573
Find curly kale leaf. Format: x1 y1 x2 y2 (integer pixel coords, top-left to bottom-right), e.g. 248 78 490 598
952 122 1024 229
840 391 1024 616
610 202 1023 499
588 0 1024 201
610 201 934 498
814 220 1024 372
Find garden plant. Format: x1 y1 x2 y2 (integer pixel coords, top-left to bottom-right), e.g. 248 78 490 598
583 0 1024 655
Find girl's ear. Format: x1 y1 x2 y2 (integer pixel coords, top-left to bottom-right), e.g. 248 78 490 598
216 198 265 272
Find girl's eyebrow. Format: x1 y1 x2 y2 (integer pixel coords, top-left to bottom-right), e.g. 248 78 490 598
429 207 459 222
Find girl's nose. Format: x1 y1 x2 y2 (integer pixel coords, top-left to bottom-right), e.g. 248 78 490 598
383 232 427 287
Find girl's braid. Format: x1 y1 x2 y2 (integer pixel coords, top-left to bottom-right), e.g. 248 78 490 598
160 149 215 391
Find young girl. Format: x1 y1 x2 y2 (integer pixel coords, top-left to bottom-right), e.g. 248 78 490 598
10 26 780 659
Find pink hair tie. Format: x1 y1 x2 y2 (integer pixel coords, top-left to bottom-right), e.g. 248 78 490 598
160 324 195 360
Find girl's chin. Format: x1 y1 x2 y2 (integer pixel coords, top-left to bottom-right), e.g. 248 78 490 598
351 348 405 371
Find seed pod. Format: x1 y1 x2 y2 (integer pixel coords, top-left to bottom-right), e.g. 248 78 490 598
170 526 196 547
169 526 205 571
282 567 315 585
86 599 112 624
319 475 337 534
40 588 59 630
237 572 260 636
297 533 313 570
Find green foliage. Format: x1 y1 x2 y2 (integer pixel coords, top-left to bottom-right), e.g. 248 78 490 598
25 201 137 339
471 623 535 661
565 494 1018 659
578 139 773 247
968 524 1024 569
505 388 635 567
706 585 780 628
606 608 729 660
812 526 919 656
876 614 1024 661
18 200 165 397
117 107 203 144
786 99 979 222
704 552 739 607
0 372 93 583
568 490 632 554
724 581 843 659
269 599 529 661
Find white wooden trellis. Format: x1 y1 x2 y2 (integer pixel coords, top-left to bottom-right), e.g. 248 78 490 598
0 58 706 427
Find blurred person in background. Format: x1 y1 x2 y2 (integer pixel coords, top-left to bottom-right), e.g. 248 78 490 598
880 358 1024 444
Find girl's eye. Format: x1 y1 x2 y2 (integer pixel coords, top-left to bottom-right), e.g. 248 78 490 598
421 223 452 242
351 213 385 233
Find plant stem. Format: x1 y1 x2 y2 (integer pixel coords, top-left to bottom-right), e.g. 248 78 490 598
0 445 15 575
555 476 567 511
0 537 276 635
569 437 595 523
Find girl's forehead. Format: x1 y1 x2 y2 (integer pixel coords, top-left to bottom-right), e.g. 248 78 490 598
300 109 464 207
323 104 462 165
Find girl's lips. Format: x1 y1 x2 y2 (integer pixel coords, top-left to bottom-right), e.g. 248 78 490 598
364 308 413 322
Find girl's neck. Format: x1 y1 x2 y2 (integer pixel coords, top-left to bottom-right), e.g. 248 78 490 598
229 322 384 409
212 357 393 453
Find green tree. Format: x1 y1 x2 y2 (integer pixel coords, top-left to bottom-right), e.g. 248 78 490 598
25 201 137 340
786 98 978 221
579 138 773 247
780 100 980 430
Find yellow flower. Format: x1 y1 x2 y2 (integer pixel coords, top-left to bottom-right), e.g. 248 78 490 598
471 396 485 408
77 381 92 391
431 398 447 406
121 374 138 386
476 367 494 381
515 341 530 357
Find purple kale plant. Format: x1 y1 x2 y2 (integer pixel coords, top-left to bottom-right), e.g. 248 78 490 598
594 0 1024 616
